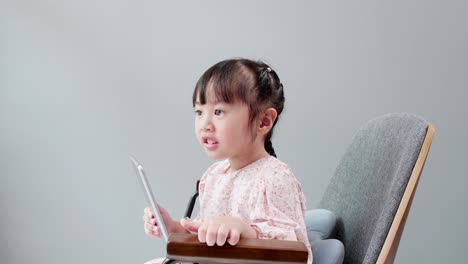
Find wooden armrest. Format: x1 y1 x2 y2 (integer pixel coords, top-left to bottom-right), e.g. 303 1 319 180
166 233 308 264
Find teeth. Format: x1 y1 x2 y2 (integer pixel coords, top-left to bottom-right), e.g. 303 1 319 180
207 139 217 144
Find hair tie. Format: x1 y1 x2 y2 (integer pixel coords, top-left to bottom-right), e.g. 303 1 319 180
266 67 272 72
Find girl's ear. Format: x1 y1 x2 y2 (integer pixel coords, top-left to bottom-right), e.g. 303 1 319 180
258 108 278 133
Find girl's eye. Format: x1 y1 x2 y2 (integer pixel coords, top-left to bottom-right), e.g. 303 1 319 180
194 110 202 116
214 109 224 115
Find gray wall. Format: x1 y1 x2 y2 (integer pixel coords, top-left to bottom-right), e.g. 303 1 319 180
1 1 467 263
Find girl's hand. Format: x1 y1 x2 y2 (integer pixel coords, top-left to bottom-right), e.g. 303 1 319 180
143 205 186 238
180 216 257 246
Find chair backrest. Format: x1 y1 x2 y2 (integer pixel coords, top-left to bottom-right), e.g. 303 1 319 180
319 113 434 264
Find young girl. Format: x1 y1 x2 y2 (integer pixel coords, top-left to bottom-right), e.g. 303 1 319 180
142 58 312 264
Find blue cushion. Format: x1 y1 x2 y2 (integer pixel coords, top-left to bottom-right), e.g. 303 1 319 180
305 209 337 243
305 209 344 264
310 239 345 264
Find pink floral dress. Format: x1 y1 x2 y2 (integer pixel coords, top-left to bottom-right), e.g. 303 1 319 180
145 156 312 264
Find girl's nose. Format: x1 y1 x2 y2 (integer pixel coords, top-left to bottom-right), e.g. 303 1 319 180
200 115 214 132
203 121 214 132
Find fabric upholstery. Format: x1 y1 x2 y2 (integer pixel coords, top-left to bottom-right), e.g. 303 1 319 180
319 113 428 263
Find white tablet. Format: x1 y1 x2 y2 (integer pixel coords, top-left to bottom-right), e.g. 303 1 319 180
130 156 169 243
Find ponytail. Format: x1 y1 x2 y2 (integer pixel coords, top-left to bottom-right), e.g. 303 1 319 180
264 136 277 158
258 64 283 159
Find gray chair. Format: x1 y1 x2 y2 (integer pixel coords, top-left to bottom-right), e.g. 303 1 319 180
164 113 434 264
318 113 434 263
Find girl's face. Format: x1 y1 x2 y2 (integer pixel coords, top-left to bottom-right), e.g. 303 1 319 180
194 98 258 161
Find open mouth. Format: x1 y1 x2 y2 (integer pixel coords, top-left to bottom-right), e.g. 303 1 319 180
202 137 218 149
202 137 218 145
204 138 218 144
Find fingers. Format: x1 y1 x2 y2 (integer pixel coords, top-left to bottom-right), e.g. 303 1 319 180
146 222 160 235
143 214 154 222
144 205 167 218
143 207 154 221
143 208 156 224
180 218 200 234
143 207 160 238
204 222 220 246
144 206 153 216
173 216 245 246
193 219 242 246
145 222 158 232
227 229 240 245
216 224 230 246
197 222 207 243
144 222 161 238
148 218 157 226
145 205 172 225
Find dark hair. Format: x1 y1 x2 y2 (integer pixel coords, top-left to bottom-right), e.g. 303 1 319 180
192 58 284 157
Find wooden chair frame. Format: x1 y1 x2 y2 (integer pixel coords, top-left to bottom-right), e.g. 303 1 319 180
376 123 435 263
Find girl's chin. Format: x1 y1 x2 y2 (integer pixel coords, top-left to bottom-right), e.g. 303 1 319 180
205 151 227 160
